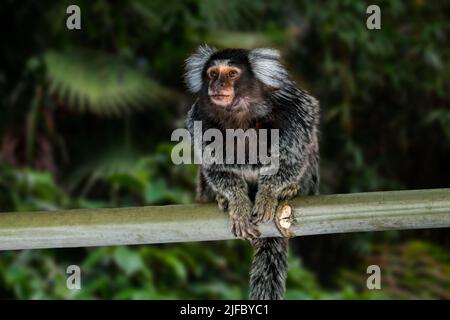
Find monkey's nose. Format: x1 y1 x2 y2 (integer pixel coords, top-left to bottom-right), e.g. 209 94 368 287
219 82 226 87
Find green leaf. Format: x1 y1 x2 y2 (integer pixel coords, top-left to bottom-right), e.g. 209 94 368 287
43 50 177 117
113 247 145 276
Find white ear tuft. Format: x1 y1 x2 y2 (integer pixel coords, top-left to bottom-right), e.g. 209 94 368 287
248 48 288 89
184 45 216 93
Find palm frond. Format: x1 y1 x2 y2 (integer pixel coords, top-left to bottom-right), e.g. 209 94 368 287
44 50 176 117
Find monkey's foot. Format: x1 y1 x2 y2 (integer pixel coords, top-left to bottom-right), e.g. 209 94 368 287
251 191 278 224
216 194 229 212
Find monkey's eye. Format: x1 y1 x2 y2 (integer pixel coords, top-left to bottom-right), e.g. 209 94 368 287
228 70 238 78
208 70 218 79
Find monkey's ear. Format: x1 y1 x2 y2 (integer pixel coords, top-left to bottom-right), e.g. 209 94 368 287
184 45 216 93
248 48 288 89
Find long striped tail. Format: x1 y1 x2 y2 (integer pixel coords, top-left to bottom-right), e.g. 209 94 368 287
249 237 288 300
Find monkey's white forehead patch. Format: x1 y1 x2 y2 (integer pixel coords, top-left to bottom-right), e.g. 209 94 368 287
211 59 230 66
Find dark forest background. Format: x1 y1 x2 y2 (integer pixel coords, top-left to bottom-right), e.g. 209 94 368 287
0 0 449 299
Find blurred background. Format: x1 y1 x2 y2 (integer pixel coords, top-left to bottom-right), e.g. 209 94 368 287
0 0 450 299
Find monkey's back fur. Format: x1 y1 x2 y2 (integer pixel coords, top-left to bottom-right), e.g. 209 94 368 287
185 46 320 299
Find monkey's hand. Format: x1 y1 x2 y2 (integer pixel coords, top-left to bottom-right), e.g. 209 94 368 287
229 198 260 240
252 184 300 224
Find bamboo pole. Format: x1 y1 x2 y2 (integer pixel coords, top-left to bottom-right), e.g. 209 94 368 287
0 188 449 251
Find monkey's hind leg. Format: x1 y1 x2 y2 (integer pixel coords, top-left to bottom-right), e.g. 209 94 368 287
196 168 230 214
195 169 217 203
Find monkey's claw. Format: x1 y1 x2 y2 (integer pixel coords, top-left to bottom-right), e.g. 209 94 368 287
229 199 260 240
230 215 260 240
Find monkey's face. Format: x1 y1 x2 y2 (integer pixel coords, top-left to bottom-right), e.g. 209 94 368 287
206 63 242 107
186 47 276 121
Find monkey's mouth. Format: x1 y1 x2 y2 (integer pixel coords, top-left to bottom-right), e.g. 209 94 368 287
210 94 233 106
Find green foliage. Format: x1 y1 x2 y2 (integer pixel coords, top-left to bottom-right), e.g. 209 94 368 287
44 50 176 117
0 165 69 212
426 109 450 141
69 144 196 206
339 241 450 299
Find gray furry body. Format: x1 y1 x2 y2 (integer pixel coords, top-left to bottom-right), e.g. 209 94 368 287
185 46 320 299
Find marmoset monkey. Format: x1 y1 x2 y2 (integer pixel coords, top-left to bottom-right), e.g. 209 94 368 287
184 46 320 300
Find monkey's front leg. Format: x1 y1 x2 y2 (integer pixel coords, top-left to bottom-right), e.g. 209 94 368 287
251 184 299 224
252 162 302 225
203 168 260 240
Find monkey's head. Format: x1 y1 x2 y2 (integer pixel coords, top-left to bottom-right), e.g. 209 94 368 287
185 46 288 117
